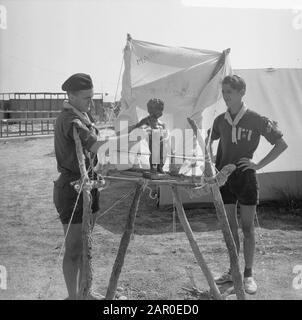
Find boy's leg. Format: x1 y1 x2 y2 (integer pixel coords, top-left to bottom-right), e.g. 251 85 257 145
240 204 257 294
240 205 256 271
148 134 156 172
215 176 240 284
157 138 165 173
215 203 239 284
236 169 258 271
62 223 83 300
225 204 240 256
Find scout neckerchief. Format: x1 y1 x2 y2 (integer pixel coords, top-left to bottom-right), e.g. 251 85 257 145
63 100 95 129
224 103 248 144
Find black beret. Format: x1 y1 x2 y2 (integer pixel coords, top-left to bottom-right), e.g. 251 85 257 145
61 73 93 92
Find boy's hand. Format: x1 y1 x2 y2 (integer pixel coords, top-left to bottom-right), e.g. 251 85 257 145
237 158 258 171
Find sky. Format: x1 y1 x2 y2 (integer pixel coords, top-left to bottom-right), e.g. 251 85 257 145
0 0 302 101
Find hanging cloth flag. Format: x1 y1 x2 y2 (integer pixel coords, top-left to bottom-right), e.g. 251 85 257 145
113 35 232 172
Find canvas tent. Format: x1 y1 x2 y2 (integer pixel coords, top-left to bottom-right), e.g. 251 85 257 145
113 36 302 206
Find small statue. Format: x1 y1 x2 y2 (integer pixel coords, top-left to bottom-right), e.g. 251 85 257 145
131 98 168 174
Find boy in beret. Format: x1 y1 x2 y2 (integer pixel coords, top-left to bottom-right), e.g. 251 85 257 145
207 75 287 294
54 73 110 300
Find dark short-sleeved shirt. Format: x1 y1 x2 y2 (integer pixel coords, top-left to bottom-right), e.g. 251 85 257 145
54 109 98 177
209 109 283 171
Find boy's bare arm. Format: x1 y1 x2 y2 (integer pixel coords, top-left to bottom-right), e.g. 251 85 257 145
137 117 149 127
128 117 149 133
237 137 288 171
90 118 152 153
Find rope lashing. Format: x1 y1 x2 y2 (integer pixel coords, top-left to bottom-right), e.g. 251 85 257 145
186 164 236 198
95 188 135 222
70 176 107 193
142 180 158 200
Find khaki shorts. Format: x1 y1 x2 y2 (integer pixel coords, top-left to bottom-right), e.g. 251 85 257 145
53 174 100 224
220 168 259 206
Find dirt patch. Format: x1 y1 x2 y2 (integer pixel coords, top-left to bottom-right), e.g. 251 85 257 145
0 137 302 300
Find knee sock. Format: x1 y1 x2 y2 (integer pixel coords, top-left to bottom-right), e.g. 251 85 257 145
244 267 252 278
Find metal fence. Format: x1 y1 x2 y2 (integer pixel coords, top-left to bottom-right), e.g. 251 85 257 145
0 92 106 138
0 113 57 138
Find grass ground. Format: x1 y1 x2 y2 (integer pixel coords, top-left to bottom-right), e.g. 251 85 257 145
0 136 302 300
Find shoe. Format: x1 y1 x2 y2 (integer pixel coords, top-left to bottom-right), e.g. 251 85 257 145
87 292 105 300
214 271 233 284
115 292 128 300
243 277 257 294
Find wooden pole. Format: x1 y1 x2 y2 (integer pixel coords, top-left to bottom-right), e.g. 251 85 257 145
171 186 223 300
105 181 144 300
73 126 93 300
204 159 246 300
187 118 246 300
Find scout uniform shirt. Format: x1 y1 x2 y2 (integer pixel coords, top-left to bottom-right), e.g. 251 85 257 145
54 104 98 178
210 109 283 171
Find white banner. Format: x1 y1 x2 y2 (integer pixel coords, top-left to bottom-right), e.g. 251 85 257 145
110 37 232 172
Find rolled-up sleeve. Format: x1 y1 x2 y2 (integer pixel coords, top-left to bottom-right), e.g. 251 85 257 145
259 116 283 145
